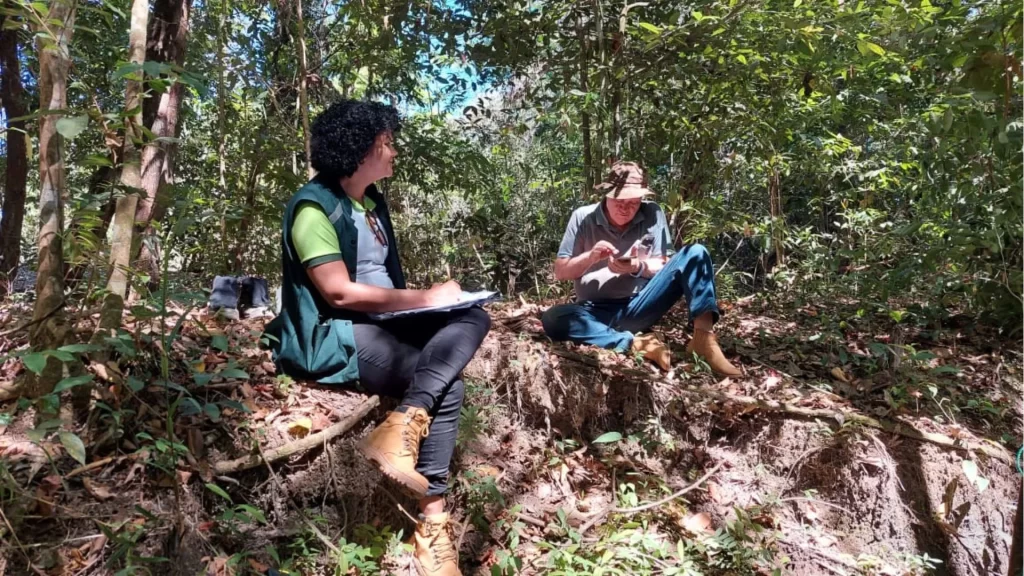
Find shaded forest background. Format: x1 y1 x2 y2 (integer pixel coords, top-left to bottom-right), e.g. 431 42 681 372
0 0 1022 574
0 0 1019 332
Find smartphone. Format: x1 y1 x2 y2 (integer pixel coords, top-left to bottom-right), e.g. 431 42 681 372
615 255 633 262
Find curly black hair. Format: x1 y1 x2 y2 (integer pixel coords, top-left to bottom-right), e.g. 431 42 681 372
310 99 402 180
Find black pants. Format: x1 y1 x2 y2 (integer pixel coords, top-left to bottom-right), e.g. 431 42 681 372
352 306 491 496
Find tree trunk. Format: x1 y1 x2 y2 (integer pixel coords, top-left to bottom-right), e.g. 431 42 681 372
134 0 192 287
217 0 229 190
27 0 76 401
96 0 148 347
231 158 263 273
576 10 593 197
591 0 607 174
0 23 28 283
217 0 230 264
769 165 785 267
295 0 313 178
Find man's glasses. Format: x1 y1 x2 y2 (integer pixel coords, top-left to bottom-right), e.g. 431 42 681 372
365 210 388 247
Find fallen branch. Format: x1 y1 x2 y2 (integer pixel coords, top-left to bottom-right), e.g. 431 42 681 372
670 387 1014 465
579 461 724 534
213 395 379 474
66 456 122 479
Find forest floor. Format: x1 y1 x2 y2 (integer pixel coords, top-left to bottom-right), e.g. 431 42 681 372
0 291 1020 576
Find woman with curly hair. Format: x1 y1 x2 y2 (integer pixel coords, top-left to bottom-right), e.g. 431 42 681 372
265 99 489 576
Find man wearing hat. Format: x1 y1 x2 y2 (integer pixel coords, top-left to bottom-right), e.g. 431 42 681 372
541 161 741 375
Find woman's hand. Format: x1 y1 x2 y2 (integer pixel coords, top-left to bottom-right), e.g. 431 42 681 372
423 280 462 307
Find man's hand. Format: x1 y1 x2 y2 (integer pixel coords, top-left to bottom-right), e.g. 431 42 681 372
607 256 641 276
424 280 462 307
588 241 619 263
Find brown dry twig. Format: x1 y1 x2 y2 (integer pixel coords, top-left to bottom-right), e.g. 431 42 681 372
213 395 379 474
579 461 725 534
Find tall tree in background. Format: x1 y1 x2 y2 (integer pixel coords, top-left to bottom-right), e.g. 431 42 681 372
95 0 148 340
134 0 193 281
27 0 75 400
295 0 312 178
0 22 28 283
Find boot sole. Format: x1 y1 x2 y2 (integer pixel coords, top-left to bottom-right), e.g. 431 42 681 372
356 440 429 497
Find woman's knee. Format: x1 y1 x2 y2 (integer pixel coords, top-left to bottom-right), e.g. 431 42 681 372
463 306 492 335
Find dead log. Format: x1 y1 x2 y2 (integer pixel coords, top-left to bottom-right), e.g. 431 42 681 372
213 395 379 475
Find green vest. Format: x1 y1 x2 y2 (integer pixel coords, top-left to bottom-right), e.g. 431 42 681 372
264 176 406 384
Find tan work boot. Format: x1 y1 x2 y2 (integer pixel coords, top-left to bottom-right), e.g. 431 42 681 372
357 407 431 496
411 513 461 576
632 333 672 371
687 328 741 376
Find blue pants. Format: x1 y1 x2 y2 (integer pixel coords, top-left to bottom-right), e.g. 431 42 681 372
542 244 721 352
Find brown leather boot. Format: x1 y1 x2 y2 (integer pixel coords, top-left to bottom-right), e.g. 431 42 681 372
411 513 461 576
687 328 741 376
632 333 672 371
357 407 431 496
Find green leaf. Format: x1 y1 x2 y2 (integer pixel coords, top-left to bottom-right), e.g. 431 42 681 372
793 0 803 6
205 483 232 503
638 22 662 34
60 431 87 465
856 40 886 57
49 350 76 363
237 504 267 523
204 403 221 422
211 335 229 352
38 395 60 415
736 54 748 65
929 366 960 376
218 368 249 380
692 10 704 21
58 343 102 354
126 377 145 393
55 115 89 140
83 154 114 167
54 374 95 393
593 431 623 444
23 353 47 375
0 413 11 427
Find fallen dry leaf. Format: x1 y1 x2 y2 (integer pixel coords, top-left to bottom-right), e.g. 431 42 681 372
82 478 114 501
681 512 713 534
34 475 62 516
830 367 850 383
287 417 313 437
707 481 733 505
474 464 502 478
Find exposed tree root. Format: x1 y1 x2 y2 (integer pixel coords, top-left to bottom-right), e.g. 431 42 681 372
550 347 1014 465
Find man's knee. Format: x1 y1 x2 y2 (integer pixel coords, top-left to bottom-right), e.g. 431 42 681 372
669 243 710 263
541 305 572 340
688 243 711 262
